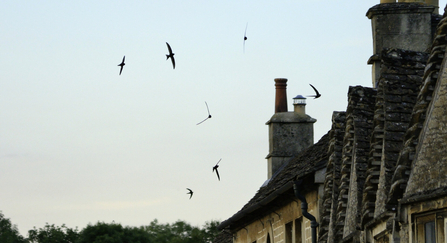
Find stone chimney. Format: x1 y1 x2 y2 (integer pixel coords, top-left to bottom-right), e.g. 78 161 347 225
367 1 439 88
265 78 316 179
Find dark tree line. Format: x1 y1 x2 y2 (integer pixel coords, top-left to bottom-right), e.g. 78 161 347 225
1 211 220 243
0 212 27 243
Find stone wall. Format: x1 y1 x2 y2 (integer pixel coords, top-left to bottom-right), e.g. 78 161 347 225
266 112 316 179
233 190 319 243
404 44 447 199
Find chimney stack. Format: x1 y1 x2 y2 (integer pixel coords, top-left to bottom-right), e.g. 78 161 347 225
274 78 288 113
367 1 438 87
266 78 316 179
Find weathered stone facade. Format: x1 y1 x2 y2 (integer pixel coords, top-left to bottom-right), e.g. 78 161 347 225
403 15 447 201
266 112 316 179
215 2 447 243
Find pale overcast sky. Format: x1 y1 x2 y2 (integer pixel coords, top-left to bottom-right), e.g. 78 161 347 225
1 0 445 236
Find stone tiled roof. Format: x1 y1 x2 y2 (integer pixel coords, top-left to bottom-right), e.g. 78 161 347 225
315 48 428 241
212 230 233 243
243 133 329 209
360 48 428 226
334 86 377 242
388 11 447 207
318 111 346 242
218 132 330 231
400 13 447 203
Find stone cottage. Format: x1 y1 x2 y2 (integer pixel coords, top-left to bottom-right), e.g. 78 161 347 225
215 1 447 243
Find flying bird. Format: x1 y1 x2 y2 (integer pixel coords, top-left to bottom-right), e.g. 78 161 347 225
166 42 175 69
196 102 212 125
186 188 193 199
118 56 125 75
243 23 248 53
213 158 222 181
307 84 321 99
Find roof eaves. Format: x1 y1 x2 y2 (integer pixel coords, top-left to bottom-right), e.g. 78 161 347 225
217 181 293 230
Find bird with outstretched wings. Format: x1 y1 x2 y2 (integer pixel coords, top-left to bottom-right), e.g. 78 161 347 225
166 42 175 69
118 56 125 75
307 84 321 99
186 188 193 199
197 102 212 125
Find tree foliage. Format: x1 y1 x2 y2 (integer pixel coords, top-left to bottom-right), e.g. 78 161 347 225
76 220 220 243
142 219 220 243
200 220 220 243
77 222 151 243
0 210 220 243
0 211 27 243
27 223 79 243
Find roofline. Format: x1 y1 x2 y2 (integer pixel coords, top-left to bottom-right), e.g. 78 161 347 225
217 133 330 231
217 158 328 231
217 181 294 230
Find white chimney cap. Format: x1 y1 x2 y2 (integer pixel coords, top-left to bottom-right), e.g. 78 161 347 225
293 95 306 105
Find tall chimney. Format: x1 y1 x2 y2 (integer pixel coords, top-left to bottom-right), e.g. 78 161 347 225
266 78 316 179
367 2 438 87
274 78 288 113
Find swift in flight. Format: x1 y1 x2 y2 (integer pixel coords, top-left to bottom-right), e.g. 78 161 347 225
197 102 212 125
166 42 175 69
213 159 222 181
118 56 125 75
307 84 321 99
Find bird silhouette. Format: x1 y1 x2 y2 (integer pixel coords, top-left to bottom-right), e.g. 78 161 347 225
118 56 125 75
196 102 212 125
186 188 193 199
213 158 222 181
166 42 175 69
243 23 248 53
307 84 321 99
